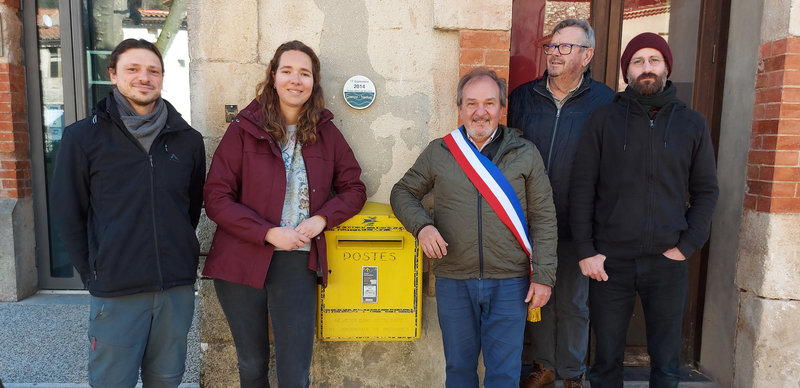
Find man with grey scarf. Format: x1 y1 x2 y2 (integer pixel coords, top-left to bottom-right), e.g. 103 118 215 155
51 39 205 387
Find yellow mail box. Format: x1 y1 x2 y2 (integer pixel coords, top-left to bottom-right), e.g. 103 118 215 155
317 202 422 341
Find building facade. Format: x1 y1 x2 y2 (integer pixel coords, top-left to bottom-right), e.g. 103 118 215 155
1 0 798 386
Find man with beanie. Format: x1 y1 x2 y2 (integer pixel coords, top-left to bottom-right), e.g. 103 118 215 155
51 39 205 387
508 18 613 388
569 32 718 387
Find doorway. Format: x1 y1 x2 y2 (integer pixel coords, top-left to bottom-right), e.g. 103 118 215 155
510 0 729 367
24 0 192 290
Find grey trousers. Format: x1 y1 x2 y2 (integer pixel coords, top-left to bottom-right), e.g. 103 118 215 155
525 240 589 379
87 284 195 388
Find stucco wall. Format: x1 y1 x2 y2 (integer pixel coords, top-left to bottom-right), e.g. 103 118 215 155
190 0 511 386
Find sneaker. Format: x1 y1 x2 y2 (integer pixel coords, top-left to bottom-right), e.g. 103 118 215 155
519 361 555 388
562 374 586 388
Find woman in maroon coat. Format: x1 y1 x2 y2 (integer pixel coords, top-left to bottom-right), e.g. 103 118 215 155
202 40 366 387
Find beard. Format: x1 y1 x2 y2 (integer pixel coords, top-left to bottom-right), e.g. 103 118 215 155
630 71 666 95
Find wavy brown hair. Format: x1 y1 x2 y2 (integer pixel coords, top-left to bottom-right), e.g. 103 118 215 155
255 40 325 145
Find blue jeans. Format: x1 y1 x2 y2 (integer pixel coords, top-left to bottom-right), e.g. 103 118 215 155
588 254 688 388
214 251 317 388
435 276 529 388
526 240 589 379
88 284 195 388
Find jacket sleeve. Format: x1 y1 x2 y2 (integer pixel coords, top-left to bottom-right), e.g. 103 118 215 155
507 87 523 129
203 124 276 245
676 120 719 257
50 125 91 285
569 111 603 260
312 126 367 228
188 131 206 229
390 142 436 237
525 145 558 287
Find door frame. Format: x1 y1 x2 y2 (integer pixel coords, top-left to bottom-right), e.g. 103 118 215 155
588 0 731 365
24 0 88 289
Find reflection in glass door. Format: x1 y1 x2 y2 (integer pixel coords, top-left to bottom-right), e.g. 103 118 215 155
29 0 191 289
510 0 593 92
37 1 74 280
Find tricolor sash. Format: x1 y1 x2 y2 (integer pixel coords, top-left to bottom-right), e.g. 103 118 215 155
443 126 533 275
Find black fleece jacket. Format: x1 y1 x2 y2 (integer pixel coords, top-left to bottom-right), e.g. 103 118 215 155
50 93 205 297
508 70 614 240
569 88 719 260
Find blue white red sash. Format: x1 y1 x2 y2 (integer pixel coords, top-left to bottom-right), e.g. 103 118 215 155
443 126 533 275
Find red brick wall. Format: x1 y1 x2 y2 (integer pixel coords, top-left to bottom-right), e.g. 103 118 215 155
0 62 31 199
459 30 511 124
746 37 800 212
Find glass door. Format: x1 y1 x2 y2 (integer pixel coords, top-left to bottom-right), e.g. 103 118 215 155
509 0 594 92
25 0 191 289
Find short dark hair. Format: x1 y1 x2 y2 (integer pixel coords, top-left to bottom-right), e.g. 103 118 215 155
456 68 507 107
107 39 164 73
552 18 595 49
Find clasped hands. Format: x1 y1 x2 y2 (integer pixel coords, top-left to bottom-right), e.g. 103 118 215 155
264 215 327 251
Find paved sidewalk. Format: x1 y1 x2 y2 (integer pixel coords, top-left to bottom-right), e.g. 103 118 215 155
0 291 200 387
1 292 720 388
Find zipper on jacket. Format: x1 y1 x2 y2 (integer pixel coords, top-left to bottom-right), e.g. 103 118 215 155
149 155 164 289
477 192 484 279
645 119 656 251
545 107 562 174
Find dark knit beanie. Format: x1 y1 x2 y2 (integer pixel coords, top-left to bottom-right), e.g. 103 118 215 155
620 32 673 83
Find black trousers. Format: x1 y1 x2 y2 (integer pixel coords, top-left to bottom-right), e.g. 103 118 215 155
214 251 317 388
588 254 688 388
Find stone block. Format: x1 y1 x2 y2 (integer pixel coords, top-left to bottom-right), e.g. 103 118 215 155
258 0 325 64
196 208 216 256
0 3 24 66
199 342 240 387
189 62 267 138
432 0 511 31
735 291 800 387
0 197 36 302
309 295 446 387
736 210 800 300
197 278 233 344
187 0 258 63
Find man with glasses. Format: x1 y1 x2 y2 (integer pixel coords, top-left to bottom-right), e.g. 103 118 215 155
509 18 613 388
570 32 718 387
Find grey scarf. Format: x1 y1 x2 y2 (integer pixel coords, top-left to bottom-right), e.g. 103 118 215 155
113 88 168 152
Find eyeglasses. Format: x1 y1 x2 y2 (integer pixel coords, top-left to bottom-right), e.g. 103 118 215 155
629 56 664 68
542 43 589 55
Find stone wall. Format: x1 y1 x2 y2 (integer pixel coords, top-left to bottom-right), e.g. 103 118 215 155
732 0 800 386
190 0 512 386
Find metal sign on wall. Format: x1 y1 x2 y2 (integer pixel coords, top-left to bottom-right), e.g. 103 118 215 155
342 75 376 109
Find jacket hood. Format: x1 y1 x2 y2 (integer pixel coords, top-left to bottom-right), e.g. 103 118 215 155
613 82 685 151
235 99 334 140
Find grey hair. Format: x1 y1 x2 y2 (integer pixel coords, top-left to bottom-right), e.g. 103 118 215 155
456 68 508 107
553 18 595 49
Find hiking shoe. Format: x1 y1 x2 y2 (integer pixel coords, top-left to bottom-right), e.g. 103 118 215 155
519 361 555 388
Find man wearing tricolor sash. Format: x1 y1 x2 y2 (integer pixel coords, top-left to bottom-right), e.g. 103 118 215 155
391 68 558 388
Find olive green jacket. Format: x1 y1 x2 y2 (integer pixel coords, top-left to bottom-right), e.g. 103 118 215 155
390 126 557 286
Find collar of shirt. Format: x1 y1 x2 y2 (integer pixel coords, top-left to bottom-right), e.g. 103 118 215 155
466 126 500 151
546 74 583 107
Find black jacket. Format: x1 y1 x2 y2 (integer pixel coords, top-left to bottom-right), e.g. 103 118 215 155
51 93 205 297
508 70 614 239
569 89 719 260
